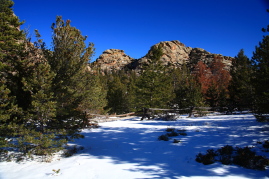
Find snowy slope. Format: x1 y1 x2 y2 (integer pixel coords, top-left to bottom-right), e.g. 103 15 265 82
0 114 269 179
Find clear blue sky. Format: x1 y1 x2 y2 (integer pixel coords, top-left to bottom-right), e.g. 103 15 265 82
13 0 269 62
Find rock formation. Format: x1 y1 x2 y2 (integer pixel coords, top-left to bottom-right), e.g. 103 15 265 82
92 49 134 71
188 47 233 70
93 40 233 72
140 40 192 66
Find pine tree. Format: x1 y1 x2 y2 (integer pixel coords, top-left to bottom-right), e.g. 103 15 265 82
46 16 95 130
229 49 253 110
252 35 269 113
0 62 22 149
106 72 128 114
80 71 107 115
172 64 204 109
0 0 32 143
135 46 174 109
0 0 24 60
0 1 66 158
125 70 138 112
22 34 56 133
0 0 31 115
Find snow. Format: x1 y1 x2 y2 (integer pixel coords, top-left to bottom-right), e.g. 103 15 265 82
1 114 269 179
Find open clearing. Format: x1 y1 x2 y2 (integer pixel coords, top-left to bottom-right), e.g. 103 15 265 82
0 114 269 179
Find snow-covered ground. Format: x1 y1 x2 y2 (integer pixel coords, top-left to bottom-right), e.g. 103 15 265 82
0 114 269 179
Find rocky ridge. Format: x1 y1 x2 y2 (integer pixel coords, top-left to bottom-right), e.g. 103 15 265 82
92 40 233 71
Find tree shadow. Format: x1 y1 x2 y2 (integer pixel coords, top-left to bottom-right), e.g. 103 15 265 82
71 114 269 179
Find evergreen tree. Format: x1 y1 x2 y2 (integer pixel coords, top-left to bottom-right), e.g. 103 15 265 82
135 46 174 109
0 0 31 116
229 49 253 110
125 70 138 112
0 0 24 60
106 72 128 114
0 62 22 149
46 16 95 130
22 32 56 133
0 0 33 143
0 1 67 158
81 71 107 115
172 64 204 109
252 35 269 113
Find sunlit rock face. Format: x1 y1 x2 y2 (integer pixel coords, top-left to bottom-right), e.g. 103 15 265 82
93 40 233 72
93 49 134 71
140 40 192 67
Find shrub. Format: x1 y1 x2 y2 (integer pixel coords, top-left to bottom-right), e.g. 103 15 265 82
233 147 259 169
158 134 169 141
158 128 187 141
255 115 269 122
217 145 234 165
196 149 217 165
167 131 179 137
166 128 175 132
196 146 269 170
218 145 234 155
219 154 233 165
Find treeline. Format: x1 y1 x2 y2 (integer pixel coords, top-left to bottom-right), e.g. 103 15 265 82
102 48 252 114
0 0 269 160
102 14 269 115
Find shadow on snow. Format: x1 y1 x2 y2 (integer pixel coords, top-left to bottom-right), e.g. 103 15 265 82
71 114 269 179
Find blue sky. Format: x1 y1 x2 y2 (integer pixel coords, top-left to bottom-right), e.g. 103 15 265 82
13 0 269 62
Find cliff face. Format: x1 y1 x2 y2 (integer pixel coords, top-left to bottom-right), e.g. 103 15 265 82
93 40 233 71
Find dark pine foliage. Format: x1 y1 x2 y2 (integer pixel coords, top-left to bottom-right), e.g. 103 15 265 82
229 49 253 110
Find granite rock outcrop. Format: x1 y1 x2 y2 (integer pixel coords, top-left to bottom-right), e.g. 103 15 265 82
92 49 134 71
93 40 233 72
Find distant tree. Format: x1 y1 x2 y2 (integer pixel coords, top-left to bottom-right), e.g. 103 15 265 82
229 49 253 110
125 70 138 112
106 72 128 114
134 46 174 109
192 61 212 95
81 72 107 115
206 59 231 107
172 64 204 109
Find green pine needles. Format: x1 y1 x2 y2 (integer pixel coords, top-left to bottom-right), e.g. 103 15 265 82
0 1 106 161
